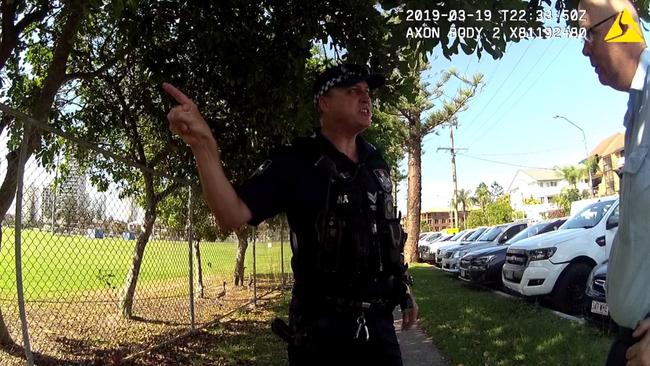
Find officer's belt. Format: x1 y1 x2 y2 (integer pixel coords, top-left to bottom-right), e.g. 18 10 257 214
318 296 394 314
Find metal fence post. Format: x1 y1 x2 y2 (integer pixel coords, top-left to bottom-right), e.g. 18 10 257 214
280 219 285 287
252 228 257 308
15 128 35 366
186 186 195 330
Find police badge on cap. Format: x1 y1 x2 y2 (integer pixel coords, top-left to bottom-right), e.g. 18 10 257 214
313 64 386 105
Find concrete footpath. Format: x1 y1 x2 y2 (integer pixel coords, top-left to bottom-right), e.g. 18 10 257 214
394 310 449 366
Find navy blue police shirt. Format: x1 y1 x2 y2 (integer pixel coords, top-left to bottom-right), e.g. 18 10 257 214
236 130 396 301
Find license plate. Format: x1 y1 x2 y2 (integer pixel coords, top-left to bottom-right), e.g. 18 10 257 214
460 269 467 278
591 300 609 316
504 270 514 280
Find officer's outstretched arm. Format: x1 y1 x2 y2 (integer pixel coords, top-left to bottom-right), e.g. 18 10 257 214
163 83 252 230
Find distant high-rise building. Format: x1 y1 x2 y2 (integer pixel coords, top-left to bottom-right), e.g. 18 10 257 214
59 159 87 201
52 159 89 229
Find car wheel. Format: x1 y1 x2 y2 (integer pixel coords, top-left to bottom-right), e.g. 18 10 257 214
551 262 593 315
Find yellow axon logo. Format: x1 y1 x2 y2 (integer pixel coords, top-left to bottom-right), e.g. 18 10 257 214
605 8 644 43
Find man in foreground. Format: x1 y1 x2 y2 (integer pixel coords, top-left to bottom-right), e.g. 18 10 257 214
580 0 650 364
163 63 416 365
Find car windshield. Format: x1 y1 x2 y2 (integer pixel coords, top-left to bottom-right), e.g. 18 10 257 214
425 233 442 242
465 227 487 241
477 225 506 241
448 231 467 241
459 230 475 240
508 222 547 243
561 200 615 230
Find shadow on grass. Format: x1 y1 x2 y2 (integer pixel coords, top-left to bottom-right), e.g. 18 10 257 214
2 291 291 366
2 341 95 366
129 316 186 327
127 293 291 366
411 265 614 366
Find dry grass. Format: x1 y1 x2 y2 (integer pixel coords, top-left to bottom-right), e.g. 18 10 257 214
0 275 288 365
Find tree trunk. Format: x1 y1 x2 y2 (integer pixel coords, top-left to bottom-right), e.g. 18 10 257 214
119 205 156 318
193 240 204 298
0 309 9 347
405 134 422 265
0 1 49 72
233 227 249 286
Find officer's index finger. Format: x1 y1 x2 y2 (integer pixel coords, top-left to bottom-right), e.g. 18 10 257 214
163 82 192 105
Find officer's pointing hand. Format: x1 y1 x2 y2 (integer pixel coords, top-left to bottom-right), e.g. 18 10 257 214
163 82 215 149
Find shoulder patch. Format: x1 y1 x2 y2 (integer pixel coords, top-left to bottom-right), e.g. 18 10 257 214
373 169 392 193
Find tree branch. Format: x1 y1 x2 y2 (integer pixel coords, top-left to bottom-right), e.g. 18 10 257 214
422 72 482 133
155 181 184 204
63 53 122 83
14 1 49 35
109 77 147 166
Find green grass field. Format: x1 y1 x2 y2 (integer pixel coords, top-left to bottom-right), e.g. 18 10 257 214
411 264 613 366
0 227 292 300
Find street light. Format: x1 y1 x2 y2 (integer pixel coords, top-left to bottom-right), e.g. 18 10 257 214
553 115 594 198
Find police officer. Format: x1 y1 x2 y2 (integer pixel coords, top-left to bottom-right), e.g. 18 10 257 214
163 63 417 365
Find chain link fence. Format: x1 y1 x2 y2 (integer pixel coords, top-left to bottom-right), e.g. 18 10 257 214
0 106 292 365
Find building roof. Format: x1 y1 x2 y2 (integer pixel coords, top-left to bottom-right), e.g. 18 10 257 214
589 132 624 158
421 206 476 213
421 207 452 213
520 168 563 181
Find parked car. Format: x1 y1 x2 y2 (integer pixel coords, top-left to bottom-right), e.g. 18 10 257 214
441 222 527 274
419 231 439 242
418 231 442 261
584 260 618 330
502 197 619 315
420 229 477 263
419 231 442 262
431 232 455 243
435 227 488 268
459 219 566 287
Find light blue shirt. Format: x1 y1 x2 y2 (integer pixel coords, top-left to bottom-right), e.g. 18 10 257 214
607 48 650 329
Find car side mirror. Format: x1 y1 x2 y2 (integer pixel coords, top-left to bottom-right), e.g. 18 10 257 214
606 215 619 230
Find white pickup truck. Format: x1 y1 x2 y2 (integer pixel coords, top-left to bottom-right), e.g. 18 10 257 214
502 197 619 315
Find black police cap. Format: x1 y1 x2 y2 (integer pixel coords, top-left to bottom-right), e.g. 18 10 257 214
312 63 385 105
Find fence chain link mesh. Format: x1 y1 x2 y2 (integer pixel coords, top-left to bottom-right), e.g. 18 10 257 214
0 107 291 365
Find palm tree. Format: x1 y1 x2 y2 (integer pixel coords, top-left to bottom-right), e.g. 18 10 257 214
556 165 585 189
471 182 491 225
456 188 472 228
473 182 490 212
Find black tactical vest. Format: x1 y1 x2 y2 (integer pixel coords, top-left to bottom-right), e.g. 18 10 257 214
289 135 407 303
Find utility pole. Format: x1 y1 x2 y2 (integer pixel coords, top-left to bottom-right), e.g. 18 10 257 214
553 115 594 198
438 123 467 230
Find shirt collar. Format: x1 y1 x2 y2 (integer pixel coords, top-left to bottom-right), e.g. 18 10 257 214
314 128 370 164
629 48 650 91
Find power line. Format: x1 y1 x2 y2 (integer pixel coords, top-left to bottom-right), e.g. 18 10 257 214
459 40 534 141
469 38 570 146
463 54 474 76
457 152 556 170
467 38 557 145
471 145 576 156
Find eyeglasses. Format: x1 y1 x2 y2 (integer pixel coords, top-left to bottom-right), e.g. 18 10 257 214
583 12 619 43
